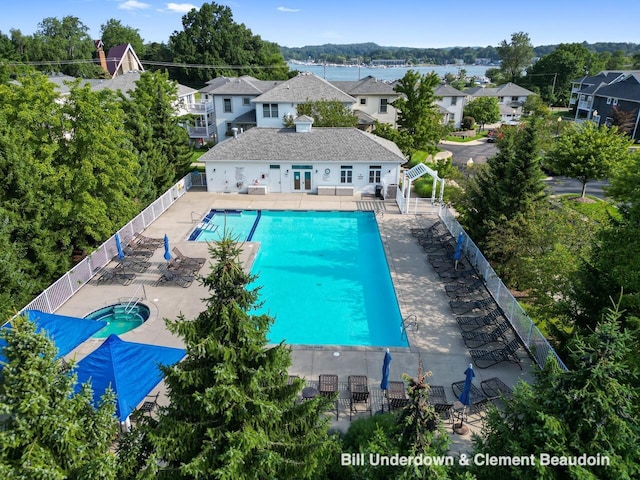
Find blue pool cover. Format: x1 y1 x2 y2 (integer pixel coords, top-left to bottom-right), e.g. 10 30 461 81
74 334 185 421
0 310 107 366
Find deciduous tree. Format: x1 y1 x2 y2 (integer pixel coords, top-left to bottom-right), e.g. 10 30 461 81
497 32 534 83
463 97 501 130
0 314 118 478
292 100 358 127
100 19 145 56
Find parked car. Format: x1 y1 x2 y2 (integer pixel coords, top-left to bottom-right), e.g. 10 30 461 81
486 129 497 142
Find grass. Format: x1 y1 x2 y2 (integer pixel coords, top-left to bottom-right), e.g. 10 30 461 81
444 130 487 142
191 149 208 162
558 194 620 223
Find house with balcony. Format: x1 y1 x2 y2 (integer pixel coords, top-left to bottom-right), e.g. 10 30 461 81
434 84 467 128
464 83 534 122
330 76 399 130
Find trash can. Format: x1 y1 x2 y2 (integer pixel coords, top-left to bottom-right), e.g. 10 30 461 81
375 185 383 198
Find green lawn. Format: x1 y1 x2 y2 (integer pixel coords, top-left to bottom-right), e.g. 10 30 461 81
558 194 620 223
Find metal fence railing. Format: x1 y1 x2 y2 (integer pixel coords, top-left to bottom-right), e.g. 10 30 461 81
438 205 567 371
20 173 195 315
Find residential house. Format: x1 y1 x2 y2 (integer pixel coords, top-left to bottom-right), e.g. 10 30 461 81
569 70 640 141
464 83 535 122
331 76 399 130
104 43 144 78
434 84 467 128
200 116 404 196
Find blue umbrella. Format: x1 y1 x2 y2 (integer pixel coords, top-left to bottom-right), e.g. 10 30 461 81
115 233 125 259
380 349 392 390
163 234 171 261
453 232 464 269
458 363 475 406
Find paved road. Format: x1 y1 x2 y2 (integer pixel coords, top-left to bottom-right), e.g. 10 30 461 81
439 139 607 200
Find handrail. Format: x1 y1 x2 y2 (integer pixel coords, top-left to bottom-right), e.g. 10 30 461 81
400 314 418 340
124 284 146 314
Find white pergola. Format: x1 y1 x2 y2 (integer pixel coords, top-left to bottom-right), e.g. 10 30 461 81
401 163 445 214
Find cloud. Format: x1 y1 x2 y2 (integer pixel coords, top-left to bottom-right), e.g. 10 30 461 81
165 2 197 13
118 0 151 10
277 6 300 13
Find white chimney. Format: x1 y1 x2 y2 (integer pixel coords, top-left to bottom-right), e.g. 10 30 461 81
231 127 238 138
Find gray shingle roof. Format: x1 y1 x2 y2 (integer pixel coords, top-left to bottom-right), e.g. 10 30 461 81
331 76 397 95
252 72 355 104
200 127 405 163
199 75 282 95
464 82 534 97
435 85 467 97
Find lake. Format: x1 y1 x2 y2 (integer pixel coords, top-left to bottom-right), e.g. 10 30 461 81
287 62 490 82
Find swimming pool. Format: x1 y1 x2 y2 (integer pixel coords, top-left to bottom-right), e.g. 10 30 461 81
86 303 150 338
194 210 407 348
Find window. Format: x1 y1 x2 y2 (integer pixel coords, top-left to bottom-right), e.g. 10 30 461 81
606 97 612 104
498 96 504 102
360 98 367 105
613 98 618 106
379 98 388 113
243 97 250 106
369 165 382 184
223 98 232 113
451 96 457 106
263 104 279 118
340 165 353 184
511 96 519 102
605 117 613 127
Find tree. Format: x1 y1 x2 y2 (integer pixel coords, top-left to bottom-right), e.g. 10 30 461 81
611 106 638 135
168 2 289 85
100 19 145 56
547 121 632 198
291 100 358 127
0 314 118 478
121 71 193 205
521 94 550 117
472 306 640 480
497 32 534 83
463 97 501 130
124 232 337 478
391 70 449 157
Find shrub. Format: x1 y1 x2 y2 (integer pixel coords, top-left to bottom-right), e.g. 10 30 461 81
461 116 476 130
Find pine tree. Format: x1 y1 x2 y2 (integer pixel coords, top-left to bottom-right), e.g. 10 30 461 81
0 315 118 478
128 232 337 479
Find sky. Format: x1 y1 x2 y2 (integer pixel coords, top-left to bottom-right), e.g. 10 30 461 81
1 0 640 49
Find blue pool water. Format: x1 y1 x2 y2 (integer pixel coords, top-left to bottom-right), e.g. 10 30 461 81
194 210 407 347
86 303 150 339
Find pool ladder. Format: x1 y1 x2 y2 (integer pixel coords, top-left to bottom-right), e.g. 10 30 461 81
122 284 147 315
400 314 418 341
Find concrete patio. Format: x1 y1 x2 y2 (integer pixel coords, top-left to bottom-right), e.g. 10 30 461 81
55 190 535 452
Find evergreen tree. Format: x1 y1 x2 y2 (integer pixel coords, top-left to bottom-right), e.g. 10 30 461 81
472 306 640 480
122 71 192 205
0 314 118 478
126 232 337 479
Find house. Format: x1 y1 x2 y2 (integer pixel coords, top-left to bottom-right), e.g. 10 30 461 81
330 76 399 130
199 117 405 196
103 43 144 78
434 84 467 128
464 83 535 122
569 70 640 141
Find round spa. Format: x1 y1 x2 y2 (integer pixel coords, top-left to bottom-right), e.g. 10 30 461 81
86 303 151 338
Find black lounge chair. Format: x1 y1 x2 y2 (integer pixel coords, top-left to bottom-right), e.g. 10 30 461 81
348 375 371 420
117 257 151 273
418 231 453 246
96 266 136 285
449 296 496 315
319 374 339 419
156 264 195 288
122 245 154 258
470 339 523 370
410 220 444 238
460 321 511 348
445 277 485 297
387 381 409 411
439 267 477 281
167 258 201 274
480 377 514 401
456 308 504 332
172 247 206 269
451 381 489 417
427 385 448 405
422 240 455 255
132 233 163 248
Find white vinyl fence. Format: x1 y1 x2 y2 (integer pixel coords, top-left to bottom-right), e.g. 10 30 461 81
20 174 194 314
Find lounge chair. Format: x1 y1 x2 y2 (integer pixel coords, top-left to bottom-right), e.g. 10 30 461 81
318 374 339 419
410 220 444 238
451 381 489 417
449 296 496 315
117 256 151 273
122 245 154 258
348 375 371 420
445 277 485 297
456 308 504 332
470 338 523 370
387 381 409 411
96 266 136 285
460 321 511 348
427 385 448 405
480 377 514 401
418 231 453 247
172 247 206 269
156 264 195 288
132 233 163 248
438 267 478 282
422 239 455 254
167 258 201 274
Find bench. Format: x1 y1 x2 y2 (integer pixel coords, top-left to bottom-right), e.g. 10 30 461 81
248 185 267 195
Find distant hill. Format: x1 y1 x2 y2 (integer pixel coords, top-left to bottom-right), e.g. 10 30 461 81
280 42 640 65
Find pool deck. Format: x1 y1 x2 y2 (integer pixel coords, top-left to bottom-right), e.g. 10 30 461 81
56 190 535 452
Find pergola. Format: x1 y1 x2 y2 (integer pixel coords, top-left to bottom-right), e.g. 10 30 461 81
400 163 445 213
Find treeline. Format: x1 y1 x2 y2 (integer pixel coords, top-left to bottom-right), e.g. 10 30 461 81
280 41 640 65
0 68 192 312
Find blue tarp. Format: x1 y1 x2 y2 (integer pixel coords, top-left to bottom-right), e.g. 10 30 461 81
0 310 107 365
74 334 185 421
